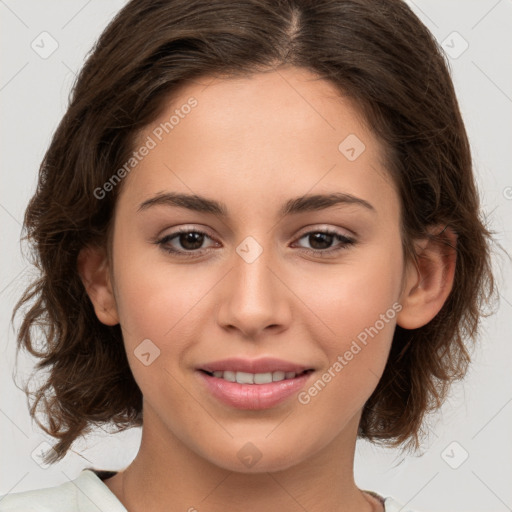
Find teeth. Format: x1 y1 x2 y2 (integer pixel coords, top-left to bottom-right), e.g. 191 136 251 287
209 370 301 383
222 370 236 382
237 371 255 384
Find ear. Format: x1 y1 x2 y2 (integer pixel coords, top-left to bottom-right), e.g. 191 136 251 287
396 225 457 330
77 245 119 326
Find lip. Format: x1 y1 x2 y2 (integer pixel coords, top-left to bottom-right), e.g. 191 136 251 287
198 357 312 374
197 369 314 410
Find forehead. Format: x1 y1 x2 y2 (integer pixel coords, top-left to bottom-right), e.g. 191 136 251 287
118 66 398 223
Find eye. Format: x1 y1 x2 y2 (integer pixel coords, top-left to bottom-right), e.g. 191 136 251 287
293 229 356 256
154 227 356 259
155 227 218 258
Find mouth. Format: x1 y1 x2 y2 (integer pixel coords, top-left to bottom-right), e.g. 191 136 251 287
198 368 314 384
195 358 316 410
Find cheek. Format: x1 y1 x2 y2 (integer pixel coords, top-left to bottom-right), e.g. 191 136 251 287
112 235 215 344
111 250 227 403
291 240 403 401
294 241 403 347
295 296 398 429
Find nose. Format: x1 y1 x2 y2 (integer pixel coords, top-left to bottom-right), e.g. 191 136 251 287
216 242 292 339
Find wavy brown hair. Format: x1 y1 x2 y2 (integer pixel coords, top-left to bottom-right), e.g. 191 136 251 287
13 0 497 464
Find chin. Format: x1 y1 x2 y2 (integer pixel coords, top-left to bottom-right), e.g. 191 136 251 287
198 437 310 474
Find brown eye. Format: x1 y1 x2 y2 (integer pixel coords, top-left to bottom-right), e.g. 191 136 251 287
306 232 335 250
156 228 218 258
294 229 356 255
175 231 205 250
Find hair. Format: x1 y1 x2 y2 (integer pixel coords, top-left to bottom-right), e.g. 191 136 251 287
13 0 497 465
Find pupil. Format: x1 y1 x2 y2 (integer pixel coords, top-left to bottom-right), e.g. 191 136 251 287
310 233 333 250
181 232 203 250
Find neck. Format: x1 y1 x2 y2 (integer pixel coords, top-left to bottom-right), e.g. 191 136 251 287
105 404 380 512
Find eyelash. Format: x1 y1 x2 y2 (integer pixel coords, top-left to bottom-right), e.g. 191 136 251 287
154 227 356 259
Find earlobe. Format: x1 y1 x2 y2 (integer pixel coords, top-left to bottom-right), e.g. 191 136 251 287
396 225 457 330
77 245 119 326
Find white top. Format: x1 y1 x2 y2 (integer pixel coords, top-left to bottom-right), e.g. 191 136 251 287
0 469 418 511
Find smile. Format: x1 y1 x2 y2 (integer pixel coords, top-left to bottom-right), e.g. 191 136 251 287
197 369 314 410
201 369 311 384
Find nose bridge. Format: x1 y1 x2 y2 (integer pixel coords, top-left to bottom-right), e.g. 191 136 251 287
216 235 290 337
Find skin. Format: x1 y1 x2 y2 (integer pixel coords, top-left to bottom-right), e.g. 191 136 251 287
78 65 456 512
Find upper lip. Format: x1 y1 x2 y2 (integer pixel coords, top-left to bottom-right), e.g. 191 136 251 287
199 357 312 374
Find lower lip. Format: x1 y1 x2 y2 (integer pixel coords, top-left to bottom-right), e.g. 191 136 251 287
197 370 313 410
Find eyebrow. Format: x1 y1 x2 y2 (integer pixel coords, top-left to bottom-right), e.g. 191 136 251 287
138 191 376 217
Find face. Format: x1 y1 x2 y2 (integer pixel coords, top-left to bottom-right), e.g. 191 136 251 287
106 66 409 473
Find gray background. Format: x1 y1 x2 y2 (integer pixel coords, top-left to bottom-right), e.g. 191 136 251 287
1 1 511 511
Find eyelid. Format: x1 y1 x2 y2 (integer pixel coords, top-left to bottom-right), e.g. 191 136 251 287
295 223 356 239
155 224 355 244
155 224 217 241
291 227 356 254
155 225 220 247
154 223 357 259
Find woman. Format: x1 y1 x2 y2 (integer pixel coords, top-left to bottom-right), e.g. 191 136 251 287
3 0 495 510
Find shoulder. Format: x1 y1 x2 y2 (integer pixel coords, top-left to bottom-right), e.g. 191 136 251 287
364 490 423 512
0 469 126 512
383 496 421 512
